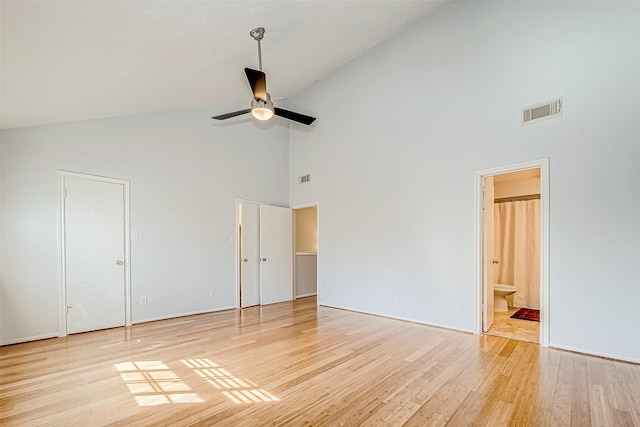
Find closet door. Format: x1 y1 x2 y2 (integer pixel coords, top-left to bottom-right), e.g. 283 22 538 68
240 201 260 308
259 205 293 305
64 177 126 334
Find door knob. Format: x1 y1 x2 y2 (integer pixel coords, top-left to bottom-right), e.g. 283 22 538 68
492 260 499 264
261 258 267 261
116 260 124 265
243 258 248 262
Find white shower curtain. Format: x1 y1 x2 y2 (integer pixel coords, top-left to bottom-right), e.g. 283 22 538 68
494 199 540 309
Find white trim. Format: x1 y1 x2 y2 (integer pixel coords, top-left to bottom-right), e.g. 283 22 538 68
1 333 59 347
474 159 550 347
320 304 475 335
290 201 318 210
134 306 237 324
58 171 132 337
550 343 640 365
235 197 288 209
291 202 319 304
235 199 240 309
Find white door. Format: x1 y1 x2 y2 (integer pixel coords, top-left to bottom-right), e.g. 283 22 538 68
240 201 260 308
260 205 293 305
65 177 126 334
482 176 495 332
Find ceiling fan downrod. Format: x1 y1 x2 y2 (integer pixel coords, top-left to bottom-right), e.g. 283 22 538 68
249 27 265 71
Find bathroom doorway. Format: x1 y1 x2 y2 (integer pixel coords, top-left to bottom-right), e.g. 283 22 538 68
476 159 549 346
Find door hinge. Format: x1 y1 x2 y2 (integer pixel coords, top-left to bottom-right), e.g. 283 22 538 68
482 303 486 312
64 189 67 198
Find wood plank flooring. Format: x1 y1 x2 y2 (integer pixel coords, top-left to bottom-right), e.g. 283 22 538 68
486 307 540 344
1 297 639 426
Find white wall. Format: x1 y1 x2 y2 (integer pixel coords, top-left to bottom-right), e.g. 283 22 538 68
2 1 639 363
295 254 317 297
290 1 640 361
1 107 289 344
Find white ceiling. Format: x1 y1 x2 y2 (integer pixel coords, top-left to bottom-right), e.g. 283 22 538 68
1 1 445 129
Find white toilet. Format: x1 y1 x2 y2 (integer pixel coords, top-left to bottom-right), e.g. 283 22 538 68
494 284 517 312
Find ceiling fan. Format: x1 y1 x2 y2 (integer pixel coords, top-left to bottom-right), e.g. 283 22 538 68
212 27 316 126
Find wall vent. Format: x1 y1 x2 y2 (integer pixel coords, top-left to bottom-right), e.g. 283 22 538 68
522 97 562 125
299 174 311 184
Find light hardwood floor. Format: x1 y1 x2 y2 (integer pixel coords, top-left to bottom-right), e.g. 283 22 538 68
1 297 639 426
486 307 540 344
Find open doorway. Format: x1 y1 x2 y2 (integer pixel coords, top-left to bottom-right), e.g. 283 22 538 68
476 159 549 346
293 204 318 299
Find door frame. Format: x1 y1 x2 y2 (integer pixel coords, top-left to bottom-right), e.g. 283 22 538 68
291 202 319 299
57 171 132 337
474 158 550 346
482 176 495 332
235 199 255 309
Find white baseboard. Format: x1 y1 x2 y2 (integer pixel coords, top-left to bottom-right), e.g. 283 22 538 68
1 306 239 346
319 303 475 335
319 305 639 364
550 343 640 365
134 306 237 325
1 332 59 347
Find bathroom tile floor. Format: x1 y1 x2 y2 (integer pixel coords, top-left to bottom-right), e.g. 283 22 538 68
486 306 539 343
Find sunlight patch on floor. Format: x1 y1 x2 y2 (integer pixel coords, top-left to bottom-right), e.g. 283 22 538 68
181 358 280 404
114 359 279 406
114 361 203 406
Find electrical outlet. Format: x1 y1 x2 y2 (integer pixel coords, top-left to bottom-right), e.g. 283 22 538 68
387 293 394 302
209 290 215 297
140 296 148 305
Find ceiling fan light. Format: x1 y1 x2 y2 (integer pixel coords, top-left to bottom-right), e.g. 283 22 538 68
251 106 274 121
251 96 275 121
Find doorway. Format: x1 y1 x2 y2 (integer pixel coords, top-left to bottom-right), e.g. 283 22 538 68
58 171 131 336
293 204 318 299
475 159 549 346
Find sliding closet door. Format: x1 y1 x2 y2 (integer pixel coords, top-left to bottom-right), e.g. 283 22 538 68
260 205 293 305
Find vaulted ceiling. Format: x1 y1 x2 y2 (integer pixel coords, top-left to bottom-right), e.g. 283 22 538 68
1 1 445 129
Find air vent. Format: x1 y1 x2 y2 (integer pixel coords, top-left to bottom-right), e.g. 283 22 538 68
522 97 562 125
298 174 311 184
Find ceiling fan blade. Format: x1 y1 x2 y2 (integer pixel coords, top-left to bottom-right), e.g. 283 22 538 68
212 109 251 120
245 68 267 102
274 108 316 126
